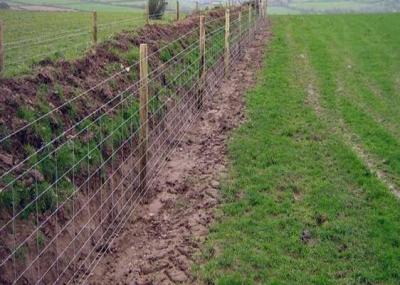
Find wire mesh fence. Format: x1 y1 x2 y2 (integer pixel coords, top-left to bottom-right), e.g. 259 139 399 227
0 4 263 284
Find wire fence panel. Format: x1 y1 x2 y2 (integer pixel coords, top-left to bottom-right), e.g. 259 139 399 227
0 5 263 284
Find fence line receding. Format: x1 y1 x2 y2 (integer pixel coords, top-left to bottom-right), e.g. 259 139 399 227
0 2 265 284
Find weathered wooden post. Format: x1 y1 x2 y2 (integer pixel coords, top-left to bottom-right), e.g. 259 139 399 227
0 21 4 75
261 0 265 18
145 0 149 24
238 10 242 52
139 44 149 192
248 4 252 41
224 9 230 77
198 15 206 109
92 11 97 44
176 0 180 21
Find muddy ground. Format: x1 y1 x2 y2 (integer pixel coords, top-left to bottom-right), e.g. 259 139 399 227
87 24 271 285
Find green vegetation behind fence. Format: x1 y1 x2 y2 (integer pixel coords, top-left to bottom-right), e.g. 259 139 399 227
0 8 177 76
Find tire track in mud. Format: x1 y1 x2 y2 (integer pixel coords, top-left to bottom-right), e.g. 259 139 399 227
86 24 271 285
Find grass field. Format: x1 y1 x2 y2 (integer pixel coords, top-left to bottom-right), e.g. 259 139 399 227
5 0 192 12
269 0 400 14
0 9 176 76
197 13 400 284
5 0 145 11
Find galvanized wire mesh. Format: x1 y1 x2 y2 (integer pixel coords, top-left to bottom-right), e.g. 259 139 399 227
0 6 262 284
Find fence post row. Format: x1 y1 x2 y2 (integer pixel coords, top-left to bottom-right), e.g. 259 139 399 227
139 43 149 192
0 21 3 75
198 15 206 109
92 11 97 44
176 0 180 21
224 9 230 77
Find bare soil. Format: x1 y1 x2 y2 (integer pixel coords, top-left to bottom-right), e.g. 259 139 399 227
87 24 271 285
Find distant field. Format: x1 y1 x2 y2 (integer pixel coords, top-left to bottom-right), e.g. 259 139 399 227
5 0 194 12
269 0 400 14
0 10 146 76
198 13 400 284
5 0 145 11
0 9 178 76
0 0 199 77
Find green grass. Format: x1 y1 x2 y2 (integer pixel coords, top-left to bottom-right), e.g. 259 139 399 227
0 9 175 76
197 13 400 284
6 0 195 12
269 0 400 14
291 1 382 10
6 0 145 11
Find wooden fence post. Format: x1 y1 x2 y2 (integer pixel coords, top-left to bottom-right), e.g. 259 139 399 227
0 21 4 75
196 1 199 12
145 0 149 24
224 9 230 77
176 0 180 21
198 15 205 109
238 10 242 52
92 11 97 44
261 0 265 18
248 4 252 41
139 44 149 192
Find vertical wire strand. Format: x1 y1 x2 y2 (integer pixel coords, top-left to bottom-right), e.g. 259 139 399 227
72 140 77 281
55 155 60 281
35 162 39 283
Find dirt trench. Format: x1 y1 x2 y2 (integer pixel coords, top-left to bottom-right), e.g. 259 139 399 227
86 24 271 285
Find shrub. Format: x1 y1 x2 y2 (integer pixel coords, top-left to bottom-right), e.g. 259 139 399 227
149 0 167 19
0 2 10 9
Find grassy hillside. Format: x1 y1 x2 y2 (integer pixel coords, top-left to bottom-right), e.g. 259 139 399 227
197 13 400 284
